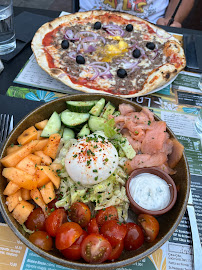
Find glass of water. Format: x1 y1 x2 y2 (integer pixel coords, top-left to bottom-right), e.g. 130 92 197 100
0 0 16 55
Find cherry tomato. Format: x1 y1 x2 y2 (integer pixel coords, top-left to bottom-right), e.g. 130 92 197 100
29 231 53 251
61 230 88 261
25 208 46 231
55 222 83 250
87 218 99 234
96 206 118 227
137 214 160 242
68 202 91 228
107 240 124 261
48 194 63 210
45 209 67 237
124 222 144 251
81 233 112 263
100 220 127 247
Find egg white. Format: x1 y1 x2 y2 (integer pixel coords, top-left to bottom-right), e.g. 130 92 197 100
65 133 119 186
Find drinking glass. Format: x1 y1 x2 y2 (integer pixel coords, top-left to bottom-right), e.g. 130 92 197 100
0 0 16 55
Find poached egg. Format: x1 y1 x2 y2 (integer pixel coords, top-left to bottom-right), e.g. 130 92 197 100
65 132 119 186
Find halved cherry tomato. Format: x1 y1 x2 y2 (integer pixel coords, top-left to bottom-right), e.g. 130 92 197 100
100 220 127 247
55 222 83 250
124 222 144 251
48 194 63 210
107 240 124 261
61 230 88 261
29 231 53 251
45 209 67 237
137 214 159 242
81 233 112 263
96 206 118 227
68 202 91 228
87 218 99 234
25 208 46 231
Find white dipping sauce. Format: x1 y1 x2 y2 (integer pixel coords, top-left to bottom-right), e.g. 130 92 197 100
129 173 171 211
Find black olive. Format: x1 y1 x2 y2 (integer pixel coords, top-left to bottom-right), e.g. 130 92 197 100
76 55 85 64
146 42 155 50
132 48 141 58
117 68 127 78
61 40 69 49
126 24 133 32
94 21 102 30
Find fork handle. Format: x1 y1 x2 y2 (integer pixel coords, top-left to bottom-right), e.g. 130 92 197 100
187 205 202 270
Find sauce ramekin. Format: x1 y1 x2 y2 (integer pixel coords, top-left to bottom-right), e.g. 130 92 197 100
126 167 177 216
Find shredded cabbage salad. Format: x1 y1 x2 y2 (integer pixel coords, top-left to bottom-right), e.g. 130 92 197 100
53 133 130 222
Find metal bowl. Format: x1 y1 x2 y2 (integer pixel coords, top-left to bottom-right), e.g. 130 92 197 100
0 94 190 269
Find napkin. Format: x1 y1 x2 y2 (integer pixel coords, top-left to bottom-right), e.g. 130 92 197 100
1 12 52 62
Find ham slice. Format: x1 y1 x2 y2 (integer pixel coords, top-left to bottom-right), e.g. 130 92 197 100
125 153 167 174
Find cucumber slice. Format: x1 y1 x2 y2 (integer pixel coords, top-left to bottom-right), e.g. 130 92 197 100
113 111 121 117
61 111 90 127
41 112 61 137
89 98 105 116
63 128 75 141
118 137 136 160
78 124 90 137
101 102 116 119
88 116 107 132
66 101 97 113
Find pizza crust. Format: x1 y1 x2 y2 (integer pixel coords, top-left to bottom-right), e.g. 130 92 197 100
31 10 186 98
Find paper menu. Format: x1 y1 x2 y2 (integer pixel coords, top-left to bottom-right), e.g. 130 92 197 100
14 54 80 95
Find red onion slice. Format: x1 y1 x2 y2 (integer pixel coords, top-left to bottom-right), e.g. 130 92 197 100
90 68 99 80
89 62 112 80
122 60 140 74
64 30 79 41
68 51 76 60
65 29 74 39
133 45 148 59
85 45 96 53
151 49 159 60
75 31 98 40
77 43 82 53
97 36 106 44
82 36 96 43
103 24 125 37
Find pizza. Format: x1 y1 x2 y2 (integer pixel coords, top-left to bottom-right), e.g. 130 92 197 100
31 10 186 97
